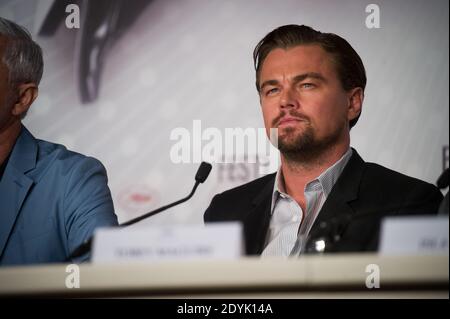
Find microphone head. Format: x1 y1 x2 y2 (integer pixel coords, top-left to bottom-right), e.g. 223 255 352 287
195 162 212 183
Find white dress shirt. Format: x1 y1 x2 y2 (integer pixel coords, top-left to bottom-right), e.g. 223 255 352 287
261 148 353 257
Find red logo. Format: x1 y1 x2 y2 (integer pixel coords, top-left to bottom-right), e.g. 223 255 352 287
117 184 160 218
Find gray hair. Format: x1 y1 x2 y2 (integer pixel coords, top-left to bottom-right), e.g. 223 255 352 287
0 17 43 87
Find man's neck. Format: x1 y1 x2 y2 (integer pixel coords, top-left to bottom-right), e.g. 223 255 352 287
280 143 350 207
0 120 22 166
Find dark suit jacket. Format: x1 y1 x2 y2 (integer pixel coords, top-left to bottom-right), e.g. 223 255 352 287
204 150 443 255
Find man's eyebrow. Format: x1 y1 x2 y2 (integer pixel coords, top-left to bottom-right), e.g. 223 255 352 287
292 72 327 84
259 72 326 91
259 79 279 91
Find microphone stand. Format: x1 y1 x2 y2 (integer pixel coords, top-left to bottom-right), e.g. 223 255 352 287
67 162 212 261
120 182 199 226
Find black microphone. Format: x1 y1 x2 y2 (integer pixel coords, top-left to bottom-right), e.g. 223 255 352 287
68 162 213 260
301 199 444 254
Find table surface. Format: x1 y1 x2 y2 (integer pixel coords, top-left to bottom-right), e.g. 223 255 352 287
0 253 448 298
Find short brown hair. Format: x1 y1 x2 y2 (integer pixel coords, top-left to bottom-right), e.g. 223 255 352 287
253 24 366 128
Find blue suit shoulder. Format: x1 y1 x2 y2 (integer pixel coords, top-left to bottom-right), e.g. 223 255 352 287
33 138 107 180
32 138 117 222
0 128 118 265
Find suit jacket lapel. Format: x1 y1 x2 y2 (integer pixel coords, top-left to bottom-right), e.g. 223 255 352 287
243 174 275 255
309 149 365 245
241 150 366 255
0 126 37 257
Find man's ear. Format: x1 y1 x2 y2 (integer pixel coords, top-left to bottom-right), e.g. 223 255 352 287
347 87 364 123
11 83 38 117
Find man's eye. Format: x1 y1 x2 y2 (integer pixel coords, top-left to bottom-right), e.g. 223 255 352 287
301 83 315 89
265 88 279 96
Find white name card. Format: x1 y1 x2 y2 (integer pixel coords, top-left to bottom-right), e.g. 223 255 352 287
91 222 243 264
379 215 449 255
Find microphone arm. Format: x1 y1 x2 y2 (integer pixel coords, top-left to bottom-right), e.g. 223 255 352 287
67 162 212 261
119 182 200 227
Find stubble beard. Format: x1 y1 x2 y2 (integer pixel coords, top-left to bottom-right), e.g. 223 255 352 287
277 119 345 166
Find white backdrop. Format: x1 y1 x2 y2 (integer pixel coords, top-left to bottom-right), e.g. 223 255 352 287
1 0 448 226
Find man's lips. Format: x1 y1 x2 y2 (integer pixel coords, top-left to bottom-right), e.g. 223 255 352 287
277 117 307 127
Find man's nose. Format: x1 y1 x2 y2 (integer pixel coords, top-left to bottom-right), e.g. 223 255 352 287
279 88 298 109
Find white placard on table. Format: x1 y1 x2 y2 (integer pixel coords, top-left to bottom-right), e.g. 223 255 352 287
91 222 243 264
379 215 449 255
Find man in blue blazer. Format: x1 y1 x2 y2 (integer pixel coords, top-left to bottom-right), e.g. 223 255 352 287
0 17 118 265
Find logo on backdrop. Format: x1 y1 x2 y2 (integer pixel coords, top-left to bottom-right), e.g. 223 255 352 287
117 184 160 218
